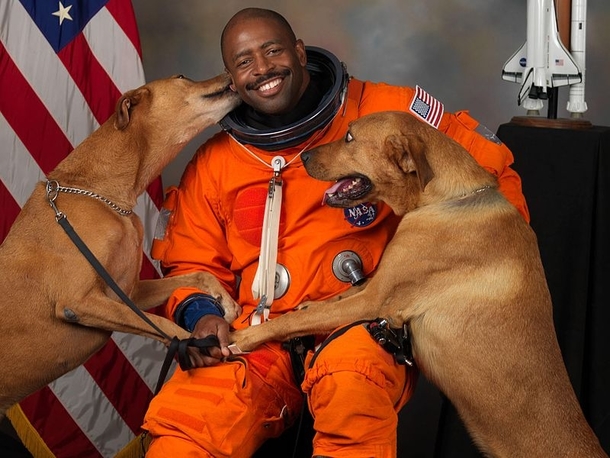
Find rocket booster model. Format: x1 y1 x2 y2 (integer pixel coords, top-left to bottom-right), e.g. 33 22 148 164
501 0 582 112
566 0 587 115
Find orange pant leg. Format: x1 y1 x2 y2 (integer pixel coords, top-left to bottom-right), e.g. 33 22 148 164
143 342 303 458
302 324 417 458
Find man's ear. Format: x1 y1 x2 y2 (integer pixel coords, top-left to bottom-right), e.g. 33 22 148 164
295 39 307 67
387 133 435 191
114 87 147 130
224 69 237 92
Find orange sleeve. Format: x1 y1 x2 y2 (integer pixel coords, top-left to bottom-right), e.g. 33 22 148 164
151 139 237 321
439 110 530 222
354 81 529 221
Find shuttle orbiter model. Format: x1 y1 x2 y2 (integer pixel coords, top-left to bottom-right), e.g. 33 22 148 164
501 0 583 113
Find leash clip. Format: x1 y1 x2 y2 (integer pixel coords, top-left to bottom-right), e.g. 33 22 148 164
45 180 64 221
254 294 268 315
251 295 270 325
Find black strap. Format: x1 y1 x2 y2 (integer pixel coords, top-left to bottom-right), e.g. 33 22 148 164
58 215 172 340
282 335 316 387
56 214 220 392
307 320 371 369
156 338 181 395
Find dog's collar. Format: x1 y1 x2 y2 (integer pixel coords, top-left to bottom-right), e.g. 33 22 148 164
460 185 493 199
45 180 133 217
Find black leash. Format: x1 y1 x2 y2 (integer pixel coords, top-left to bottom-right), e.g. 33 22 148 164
282 336 316 458
46 181 219 394
57 215 172 339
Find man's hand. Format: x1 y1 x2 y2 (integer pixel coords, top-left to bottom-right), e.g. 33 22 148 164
187 315 232 367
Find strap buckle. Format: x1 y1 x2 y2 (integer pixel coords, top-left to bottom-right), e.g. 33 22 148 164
367 318 414 366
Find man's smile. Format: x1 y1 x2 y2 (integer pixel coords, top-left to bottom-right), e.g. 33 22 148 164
257 77 282 93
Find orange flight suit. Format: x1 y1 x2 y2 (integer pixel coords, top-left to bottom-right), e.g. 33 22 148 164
143 78 530 458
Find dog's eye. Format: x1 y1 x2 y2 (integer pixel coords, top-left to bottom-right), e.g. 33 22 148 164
176 74 185 79
345 131 354 143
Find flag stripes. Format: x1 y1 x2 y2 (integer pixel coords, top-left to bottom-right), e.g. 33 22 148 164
409 84 445 129
0 1 172 456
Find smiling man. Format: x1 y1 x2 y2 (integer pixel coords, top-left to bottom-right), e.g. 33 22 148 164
142 7 529 458
220 10 310 116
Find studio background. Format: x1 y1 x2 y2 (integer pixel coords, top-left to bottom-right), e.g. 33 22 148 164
1 2 607 457
130 0 610 188
130 1 610 456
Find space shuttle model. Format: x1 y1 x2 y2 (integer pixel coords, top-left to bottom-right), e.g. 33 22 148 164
502 0 587 116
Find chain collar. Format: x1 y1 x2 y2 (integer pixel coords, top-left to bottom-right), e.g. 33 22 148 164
45 180 133 217
464 185 493 198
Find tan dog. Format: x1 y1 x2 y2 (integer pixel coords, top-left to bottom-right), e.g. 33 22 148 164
229 111 607 457
0 74 241 417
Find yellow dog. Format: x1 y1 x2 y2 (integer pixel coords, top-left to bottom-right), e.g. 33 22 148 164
0 74 242 418
229 111 607 457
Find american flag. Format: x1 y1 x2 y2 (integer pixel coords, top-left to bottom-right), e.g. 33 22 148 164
409 85 445 129
0 1 170 456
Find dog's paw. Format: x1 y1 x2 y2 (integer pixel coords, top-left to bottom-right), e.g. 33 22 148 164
216 294 241 323
227 328 262 353
185 272 241 322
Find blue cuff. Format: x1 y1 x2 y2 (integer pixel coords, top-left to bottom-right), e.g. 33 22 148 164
174 294 225 332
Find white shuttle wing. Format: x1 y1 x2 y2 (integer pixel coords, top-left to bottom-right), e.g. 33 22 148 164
501 0 582 107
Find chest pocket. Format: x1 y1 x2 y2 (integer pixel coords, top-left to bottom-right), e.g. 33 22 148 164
233 187 286 247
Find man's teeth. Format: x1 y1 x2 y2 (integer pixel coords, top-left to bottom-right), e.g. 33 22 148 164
258 79 281 92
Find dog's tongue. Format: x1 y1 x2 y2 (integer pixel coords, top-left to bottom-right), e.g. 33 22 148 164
322 179 350 205
324 181 343 194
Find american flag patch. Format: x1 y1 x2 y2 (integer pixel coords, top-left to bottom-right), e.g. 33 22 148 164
409 85 445 129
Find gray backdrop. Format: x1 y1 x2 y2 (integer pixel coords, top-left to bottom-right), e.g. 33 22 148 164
131 0 610 188
129 2 610 455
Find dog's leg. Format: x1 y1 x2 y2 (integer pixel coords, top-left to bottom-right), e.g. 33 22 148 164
230 288 380 352
131 271 240 322
56 296 190 343
296 283 367 310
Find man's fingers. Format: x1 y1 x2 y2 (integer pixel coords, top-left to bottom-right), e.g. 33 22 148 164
215 327 232 356
187 346 222 368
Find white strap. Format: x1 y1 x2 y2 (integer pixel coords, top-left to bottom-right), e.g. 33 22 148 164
252 156 285 325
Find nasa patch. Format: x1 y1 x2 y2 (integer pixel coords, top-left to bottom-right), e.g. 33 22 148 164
344 202 377 227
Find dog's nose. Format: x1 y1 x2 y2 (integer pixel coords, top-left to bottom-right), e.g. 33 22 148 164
301 150 311 164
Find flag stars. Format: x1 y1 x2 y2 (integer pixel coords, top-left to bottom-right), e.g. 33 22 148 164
52 2 73 25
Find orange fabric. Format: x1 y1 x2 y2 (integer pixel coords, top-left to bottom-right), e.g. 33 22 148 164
443 110 530 221
144 78 530 455
144 327 415 458
152 79 529 325
144 343 303 458
302 324 416 457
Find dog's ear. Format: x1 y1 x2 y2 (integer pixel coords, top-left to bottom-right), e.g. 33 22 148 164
387 134 435 190
114 88 147 130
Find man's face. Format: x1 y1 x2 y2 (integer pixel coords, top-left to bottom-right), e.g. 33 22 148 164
222 17 309 115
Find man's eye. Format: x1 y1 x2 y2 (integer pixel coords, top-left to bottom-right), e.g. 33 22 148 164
345 131 354 142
